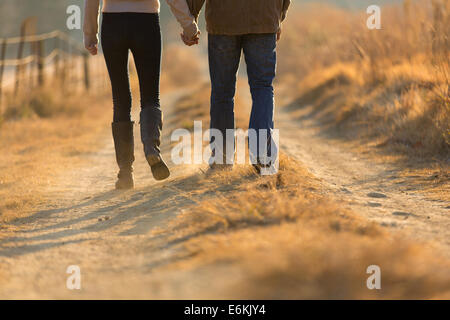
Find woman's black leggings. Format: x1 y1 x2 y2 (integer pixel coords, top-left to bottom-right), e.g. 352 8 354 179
101 13 161 122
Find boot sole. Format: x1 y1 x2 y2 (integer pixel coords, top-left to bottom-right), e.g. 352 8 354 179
147 155 170 181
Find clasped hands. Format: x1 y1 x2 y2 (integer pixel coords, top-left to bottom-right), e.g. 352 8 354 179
180 28 282 46
181 31 201 46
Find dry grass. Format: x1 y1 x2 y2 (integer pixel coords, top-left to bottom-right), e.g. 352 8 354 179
0 3 448 297
155 155 450 299
284 61 449 156
1 87 90 121
0 84 111 224
279 1 449 159
276 1 449 200
147 79 450 299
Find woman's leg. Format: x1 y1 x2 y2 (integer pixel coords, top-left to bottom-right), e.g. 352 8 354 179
129 13 170 180
101 13 132 122
101 13 135 189
129 13 162 114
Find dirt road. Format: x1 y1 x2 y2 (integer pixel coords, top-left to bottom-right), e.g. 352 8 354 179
278 107 450 252
0 89 448 299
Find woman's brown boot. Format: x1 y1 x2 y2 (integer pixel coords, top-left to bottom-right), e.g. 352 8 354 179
140 108 170 181
112 121 135 189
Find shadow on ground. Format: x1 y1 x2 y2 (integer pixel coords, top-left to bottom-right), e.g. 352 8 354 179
0 167 257 258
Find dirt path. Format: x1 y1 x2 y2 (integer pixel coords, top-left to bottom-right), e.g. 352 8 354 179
0 88 448 298
278 104 450 253
0 91 209 298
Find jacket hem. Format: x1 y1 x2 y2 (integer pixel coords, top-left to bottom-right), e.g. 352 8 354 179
206 25 280 35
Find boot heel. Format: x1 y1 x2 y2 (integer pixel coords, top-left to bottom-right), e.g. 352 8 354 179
146 154 161 166
140 107 169 181
115 170 134 190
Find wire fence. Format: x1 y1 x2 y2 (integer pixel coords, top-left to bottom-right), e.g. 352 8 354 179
0 22 107 115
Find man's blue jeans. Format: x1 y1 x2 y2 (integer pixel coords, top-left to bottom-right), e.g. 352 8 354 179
208 33 277 165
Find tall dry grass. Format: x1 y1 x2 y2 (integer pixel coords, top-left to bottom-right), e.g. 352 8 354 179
279 0 449 158
1 86 89 122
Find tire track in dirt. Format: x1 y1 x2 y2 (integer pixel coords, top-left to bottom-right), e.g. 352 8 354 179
277 103 450 254
236 82 449 253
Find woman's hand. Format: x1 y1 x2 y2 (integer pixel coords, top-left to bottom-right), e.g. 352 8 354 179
84 35 98 55
86 44 98 56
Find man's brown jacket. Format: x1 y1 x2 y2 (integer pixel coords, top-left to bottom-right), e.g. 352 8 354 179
187 0 291 35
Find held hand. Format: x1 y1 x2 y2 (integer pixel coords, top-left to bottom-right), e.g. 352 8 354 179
181 31 200 46
180 34 199 46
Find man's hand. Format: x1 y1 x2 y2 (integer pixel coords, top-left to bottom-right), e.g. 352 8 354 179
181 31 200 46
277 28 282 41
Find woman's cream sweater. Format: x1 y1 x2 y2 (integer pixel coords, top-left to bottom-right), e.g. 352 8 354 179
83 0 198 46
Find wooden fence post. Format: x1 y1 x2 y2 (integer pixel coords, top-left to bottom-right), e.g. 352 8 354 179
28 40 36 88
14 17 36 95
69 44 74 85
2 26 88 106
54 37 60 79
37 39 44 86
14 35 25 95
0 39 7 110
61 41 67 85
83 53 90 91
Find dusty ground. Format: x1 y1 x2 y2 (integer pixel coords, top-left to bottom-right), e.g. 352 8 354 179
0 84 449 299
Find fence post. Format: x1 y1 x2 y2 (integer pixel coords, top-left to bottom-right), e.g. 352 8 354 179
83 53 90 91
2 28 87 102
0 39 7 110
29 39 38 88
54 36 60 79
14 18 36 95
14 36 25 95
37 39 44 86
67 42 73 87
61 41 67 85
